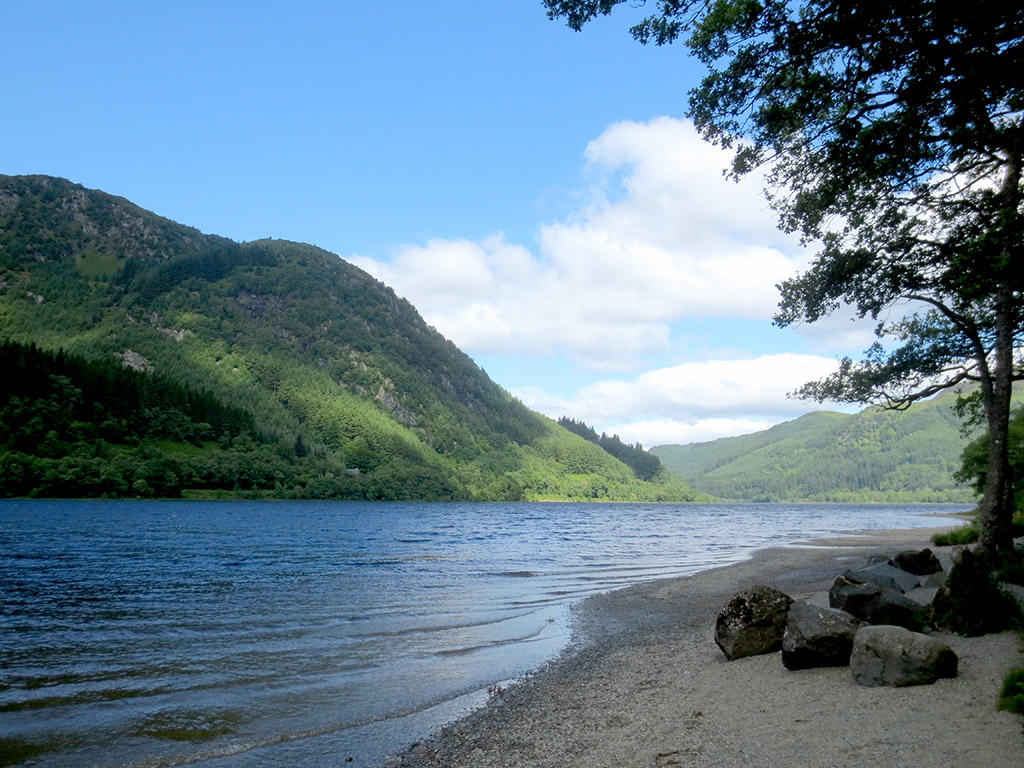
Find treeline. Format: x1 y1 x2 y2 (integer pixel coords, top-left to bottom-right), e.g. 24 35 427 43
557 417 663 481
0 340 256 450
0 340 361 500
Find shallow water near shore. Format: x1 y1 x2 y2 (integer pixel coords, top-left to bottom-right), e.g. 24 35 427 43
0 500 967 767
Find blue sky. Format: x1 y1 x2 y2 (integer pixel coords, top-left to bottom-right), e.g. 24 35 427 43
5 1 872 446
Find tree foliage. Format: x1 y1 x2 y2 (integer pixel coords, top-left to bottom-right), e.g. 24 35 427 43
545 0 1024 552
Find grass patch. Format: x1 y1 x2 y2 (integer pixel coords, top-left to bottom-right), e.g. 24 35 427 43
933 523 979 547
999 667 1024 715
75 249 123 278
932 511 1024 547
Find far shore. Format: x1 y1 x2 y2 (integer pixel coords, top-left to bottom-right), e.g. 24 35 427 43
387 525 1023 768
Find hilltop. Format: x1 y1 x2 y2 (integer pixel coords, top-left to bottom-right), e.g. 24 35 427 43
652 390 977 503
0 174 705 502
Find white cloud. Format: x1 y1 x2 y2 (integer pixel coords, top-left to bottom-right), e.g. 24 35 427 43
513 353 844 445
350 117 809 370
604 418 780 448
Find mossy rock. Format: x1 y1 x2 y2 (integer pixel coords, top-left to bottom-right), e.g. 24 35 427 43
931 548 1023 636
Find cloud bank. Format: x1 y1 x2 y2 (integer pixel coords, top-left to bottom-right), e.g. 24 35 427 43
513 353 844 447
351 117 856 445
352 117 806 369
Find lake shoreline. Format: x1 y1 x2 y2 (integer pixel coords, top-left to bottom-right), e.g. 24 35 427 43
386 525 1024 768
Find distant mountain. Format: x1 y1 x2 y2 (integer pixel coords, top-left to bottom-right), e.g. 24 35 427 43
0 174 706 502
652 390 978 503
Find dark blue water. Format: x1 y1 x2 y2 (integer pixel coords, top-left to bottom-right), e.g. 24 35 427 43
0 500 965 767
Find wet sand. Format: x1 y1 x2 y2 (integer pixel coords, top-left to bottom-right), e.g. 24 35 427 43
389 528 1024 768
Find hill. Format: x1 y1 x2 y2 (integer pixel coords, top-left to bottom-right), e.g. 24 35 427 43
0 174 706 502
652 390 977 502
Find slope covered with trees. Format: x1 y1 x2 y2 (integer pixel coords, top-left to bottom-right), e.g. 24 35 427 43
557 417 663 481
0 174 704 502
652 391 976 502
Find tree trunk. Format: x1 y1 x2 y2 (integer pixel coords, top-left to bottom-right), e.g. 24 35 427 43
976 280 1016 556
978 146 1022 557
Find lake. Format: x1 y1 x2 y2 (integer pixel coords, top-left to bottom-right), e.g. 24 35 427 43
0 500 967 767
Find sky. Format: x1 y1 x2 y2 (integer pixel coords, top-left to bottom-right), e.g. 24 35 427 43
4 1 876 447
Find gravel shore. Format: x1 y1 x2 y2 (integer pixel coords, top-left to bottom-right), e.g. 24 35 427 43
389 528 1024 768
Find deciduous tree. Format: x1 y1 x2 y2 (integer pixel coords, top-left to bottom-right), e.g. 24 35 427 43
545 0 1024 553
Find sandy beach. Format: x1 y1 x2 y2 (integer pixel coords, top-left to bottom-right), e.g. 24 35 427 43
390 528 1024 768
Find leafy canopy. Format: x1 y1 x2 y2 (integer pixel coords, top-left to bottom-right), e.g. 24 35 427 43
545 0 1024 551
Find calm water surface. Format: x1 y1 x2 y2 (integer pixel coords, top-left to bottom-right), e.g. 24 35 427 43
0 500 966 767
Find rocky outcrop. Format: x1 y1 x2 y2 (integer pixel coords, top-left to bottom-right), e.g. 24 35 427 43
116 349 155 373
829 575 928 630
782 601 866 670
715 585 794 660
850 625 958 687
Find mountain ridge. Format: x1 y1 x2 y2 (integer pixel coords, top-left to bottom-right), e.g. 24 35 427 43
652 390 976 503
0 174 705 502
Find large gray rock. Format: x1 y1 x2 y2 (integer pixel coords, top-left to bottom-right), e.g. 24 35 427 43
828 575 928 630
893 548 943 576
850 625 958 686
715 585 794 660
845 562 921 593
782 601 866 670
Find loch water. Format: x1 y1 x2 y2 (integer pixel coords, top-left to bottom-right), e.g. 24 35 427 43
0 500 966 767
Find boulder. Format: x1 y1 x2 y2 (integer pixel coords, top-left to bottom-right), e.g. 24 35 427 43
715 585 794 660
850 625 958 686
828 575 928 630
892 548 943 576
844 562 921 593
782 601 866 670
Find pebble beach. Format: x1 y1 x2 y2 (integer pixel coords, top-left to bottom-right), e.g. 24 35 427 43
390 528 1024 768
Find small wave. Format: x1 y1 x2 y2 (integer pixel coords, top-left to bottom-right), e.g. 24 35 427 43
489 570 538 578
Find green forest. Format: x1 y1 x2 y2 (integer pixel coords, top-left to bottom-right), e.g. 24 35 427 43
0 174 706 502
557 417 663 481
652 391 980 503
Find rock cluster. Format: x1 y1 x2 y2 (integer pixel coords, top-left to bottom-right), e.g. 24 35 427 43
714 547 960 687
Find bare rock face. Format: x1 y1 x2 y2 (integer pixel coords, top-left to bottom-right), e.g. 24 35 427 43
893 548 943 576
715 585 794 660
850 625 958 687
782 601 866 670
829 575 928 631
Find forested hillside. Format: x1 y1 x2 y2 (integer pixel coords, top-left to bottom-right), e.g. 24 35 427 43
557 417 663 481
0 174 705 502
652 391 977 502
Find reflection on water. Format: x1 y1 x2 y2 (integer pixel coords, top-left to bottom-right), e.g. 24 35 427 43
0 500 964 767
